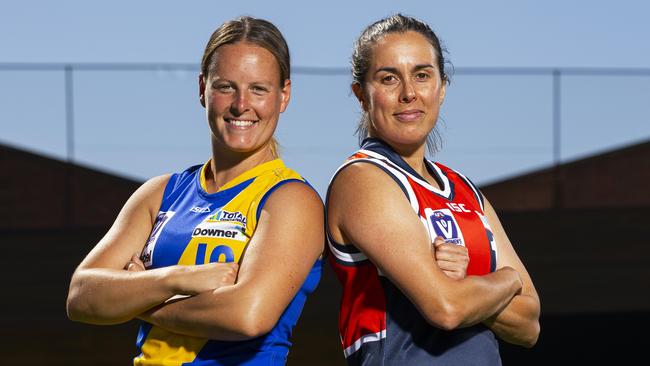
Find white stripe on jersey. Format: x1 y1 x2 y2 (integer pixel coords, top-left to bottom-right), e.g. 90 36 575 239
451 167 484 211
343 329 387 358
330 156 420 214
359 149 452 199
327 239 368 263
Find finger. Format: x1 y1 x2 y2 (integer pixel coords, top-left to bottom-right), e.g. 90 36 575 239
441 269 464 280
131 253 145 266
436 258 464 271
433 236 446 247
435 248 469 261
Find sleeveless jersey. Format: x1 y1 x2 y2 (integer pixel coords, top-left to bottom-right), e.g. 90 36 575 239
327 138 500 365
135 159 322 366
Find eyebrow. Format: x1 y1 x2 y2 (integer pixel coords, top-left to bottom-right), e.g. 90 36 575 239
375 64 435 75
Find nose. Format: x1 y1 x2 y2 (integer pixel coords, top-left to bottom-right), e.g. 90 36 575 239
230 91 250 115
400 80 416 103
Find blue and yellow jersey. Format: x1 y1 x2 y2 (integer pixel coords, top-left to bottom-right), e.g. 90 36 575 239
135 159 322 366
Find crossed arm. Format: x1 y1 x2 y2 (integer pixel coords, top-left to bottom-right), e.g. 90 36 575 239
480 198 540 347
66 177 324 340
328 163 540 346
328 163 524 331
138 182 324 340
66 175 239 325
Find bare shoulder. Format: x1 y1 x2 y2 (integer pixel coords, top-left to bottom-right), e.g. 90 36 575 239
126 174 172 220
328 161 423 249
329 162 410 217
262 180 323 216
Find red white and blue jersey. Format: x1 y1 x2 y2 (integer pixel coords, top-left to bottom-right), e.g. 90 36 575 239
327 138 501 365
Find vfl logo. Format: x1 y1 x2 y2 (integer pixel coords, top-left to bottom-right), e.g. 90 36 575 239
424 208 465 246
141 211 176 267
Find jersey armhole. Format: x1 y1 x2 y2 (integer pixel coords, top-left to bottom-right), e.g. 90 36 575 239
449 168 485 212
158 173 180 212
325 159 410 250
254 178 310 222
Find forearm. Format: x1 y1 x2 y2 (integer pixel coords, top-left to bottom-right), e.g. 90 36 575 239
418 266 521 330
451 267 522 328
483 293 541 347
67 267 177 324
140 284 266 341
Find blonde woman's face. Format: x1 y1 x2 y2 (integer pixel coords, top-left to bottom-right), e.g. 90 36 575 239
200 42 290 155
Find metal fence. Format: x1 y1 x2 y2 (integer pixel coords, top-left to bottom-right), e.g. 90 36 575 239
1 63 649 194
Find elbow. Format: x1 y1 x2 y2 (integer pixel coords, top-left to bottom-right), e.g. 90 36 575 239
65 280 120 325
235 317 276 340
66 284 84 322
227 299 279 340
66 287 97 324
519 320 541 348
422 300 465 331
237 303 278 339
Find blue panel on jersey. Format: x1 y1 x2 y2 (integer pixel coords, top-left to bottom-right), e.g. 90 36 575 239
136 321 153 353
151 176 255 269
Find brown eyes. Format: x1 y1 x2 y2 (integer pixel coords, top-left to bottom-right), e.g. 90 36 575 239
380 73 431 84
382 75 397 84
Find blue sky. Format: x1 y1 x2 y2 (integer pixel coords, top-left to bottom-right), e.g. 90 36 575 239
1 0 649 194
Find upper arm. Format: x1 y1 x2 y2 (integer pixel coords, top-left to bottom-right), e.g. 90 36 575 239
233 181 324 329
483 197 539 302
328 164 452 316
76 174 170 271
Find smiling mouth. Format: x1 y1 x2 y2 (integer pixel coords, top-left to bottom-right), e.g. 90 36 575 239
393 110 424 122
225 118 258 127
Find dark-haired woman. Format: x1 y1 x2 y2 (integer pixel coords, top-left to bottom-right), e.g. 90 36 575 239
67 17 324 366
327 14 540 365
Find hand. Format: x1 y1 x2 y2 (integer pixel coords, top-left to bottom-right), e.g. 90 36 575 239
433 236 469 280
171 262 239 296
125 253 146 272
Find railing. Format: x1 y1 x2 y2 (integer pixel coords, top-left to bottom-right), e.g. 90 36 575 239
1 63 649 196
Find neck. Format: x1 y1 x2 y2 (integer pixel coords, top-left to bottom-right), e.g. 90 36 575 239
206 139 276 192
379 139 437 186
396 145 428 176
371 136 426 172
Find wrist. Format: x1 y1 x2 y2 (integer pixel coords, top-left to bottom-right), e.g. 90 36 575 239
162 265 188 295
499 266 523 294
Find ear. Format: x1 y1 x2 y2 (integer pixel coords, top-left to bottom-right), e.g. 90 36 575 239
439 79 446 106
351 83 367 111
279 78 292 113
199 73 206 108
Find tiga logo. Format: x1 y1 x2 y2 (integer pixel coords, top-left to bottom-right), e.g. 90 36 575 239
424 208 465 246
208 210 247 227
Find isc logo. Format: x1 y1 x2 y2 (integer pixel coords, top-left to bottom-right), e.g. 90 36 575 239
195 243 235 264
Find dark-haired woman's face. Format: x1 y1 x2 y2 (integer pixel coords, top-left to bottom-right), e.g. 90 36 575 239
354 31 445 153
200 42 290 155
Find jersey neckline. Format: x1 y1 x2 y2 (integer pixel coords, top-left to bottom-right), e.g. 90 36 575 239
198 158 286 196
359 138 452 199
